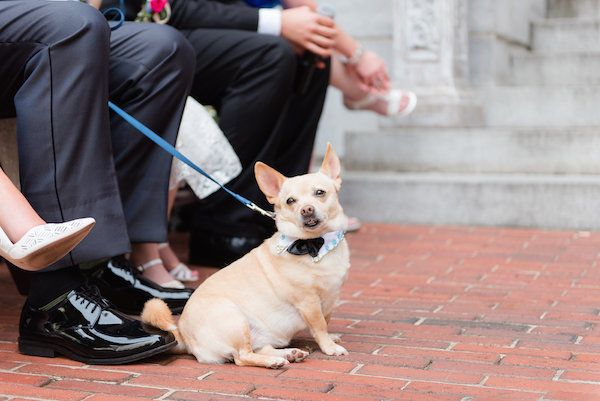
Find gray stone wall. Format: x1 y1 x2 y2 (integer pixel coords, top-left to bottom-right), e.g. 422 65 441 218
469 0 546 86
548 0 600 17
315 0 547 158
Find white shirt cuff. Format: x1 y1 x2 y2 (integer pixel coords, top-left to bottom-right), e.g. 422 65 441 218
258 8 282 36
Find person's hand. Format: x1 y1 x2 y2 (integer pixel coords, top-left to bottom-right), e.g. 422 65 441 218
282 0 318 10
281 6 337 58
354 50 390 93
88 0 102 10
343 63 371 93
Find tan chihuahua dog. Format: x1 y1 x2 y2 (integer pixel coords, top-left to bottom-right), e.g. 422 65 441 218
142 144 350 369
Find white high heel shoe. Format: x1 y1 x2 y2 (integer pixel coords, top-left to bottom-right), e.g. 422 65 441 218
0 218 95 271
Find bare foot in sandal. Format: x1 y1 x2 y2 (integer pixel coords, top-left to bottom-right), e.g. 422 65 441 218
130 243 186 289
344 89 417 117
158 242 199 282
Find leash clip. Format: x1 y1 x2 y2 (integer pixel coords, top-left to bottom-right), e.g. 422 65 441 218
247 203 277 220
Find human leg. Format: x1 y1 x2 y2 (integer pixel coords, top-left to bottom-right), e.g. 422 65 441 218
185 29 296 213
0 168 44 241
108 22 194 244
180 29 308 266
0 167 97 270
330 57 370 101
0 1 131 270
106 22 194 285
0 0 128 300
268 59 330 178
0 0 176 363
130 243 185 288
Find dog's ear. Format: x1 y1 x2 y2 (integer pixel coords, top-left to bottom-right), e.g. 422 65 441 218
255 162 286 204
320 143 342 191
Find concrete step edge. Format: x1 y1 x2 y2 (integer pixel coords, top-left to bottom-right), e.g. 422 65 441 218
343 171 600 184
533 17 600 26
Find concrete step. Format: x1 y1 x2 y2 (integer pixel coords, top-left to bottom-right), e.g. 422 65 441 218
341 171 600 230
533 18 600 52
510 52 600 85
346 127 600 174
548 0 600 18
485 85 600 127
379 96 485 128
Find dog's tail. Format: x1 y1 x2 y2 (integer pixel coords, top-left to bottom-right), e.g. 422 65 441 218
141 299 187 354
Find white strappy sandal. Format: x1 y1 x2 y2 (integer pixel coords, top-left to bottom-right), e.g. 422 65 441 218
344 89 417 118
139 258 185 289
169 263 199 282
0 218 95 271
158 242 199 282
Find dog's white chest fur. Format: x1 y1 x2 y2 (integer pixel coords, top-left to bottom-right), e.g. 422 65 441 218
247 300 306 349
143 144 353 369
244 237 350 349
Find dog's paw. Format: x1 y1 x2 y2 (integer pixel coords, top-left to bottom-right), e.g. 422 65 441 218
269 357 290 369
285 348 309 362
329 333 342 343
321 343 348 356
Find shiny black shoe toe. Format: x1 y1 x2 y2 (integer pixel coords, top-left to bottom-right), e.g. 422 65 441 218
87 256 192 315
18 286 175 364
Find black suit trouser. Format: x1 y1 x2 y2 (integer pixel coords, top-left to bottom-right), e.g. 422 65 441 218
180 28 330 238
0 0 194 270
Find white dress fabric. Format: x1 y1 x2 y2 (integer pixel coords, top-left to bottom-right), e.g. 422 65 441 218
169 97 242 199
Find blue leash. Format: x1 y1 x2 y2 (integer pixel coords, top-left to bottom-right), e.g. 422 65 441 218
108 101 276 220
102 0 125 31
102 8 274 219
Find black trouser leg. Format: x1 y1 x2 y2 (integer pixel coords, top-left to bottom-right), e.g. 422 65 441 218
0 0 124 302
0 0 130 269
0 2 194 303
270 61 330 177
181 29 329 239
108 23 194 244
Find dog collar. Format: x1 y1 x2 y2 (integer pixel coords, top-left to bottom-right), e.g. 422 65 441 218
275 230 345 263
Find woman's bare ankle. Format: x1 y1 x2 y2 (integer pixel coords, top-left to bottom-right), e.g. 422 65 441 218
158 243 182 271
130 243 174 285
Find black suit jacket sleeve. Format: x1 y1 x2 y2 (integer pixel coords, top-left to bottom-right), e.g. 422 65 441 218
168 0 259 31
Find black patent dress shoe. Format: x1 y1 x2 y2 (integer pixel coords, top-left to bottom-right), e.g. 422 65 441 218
87 256 192 315
188 230 264 268
19 286 176 364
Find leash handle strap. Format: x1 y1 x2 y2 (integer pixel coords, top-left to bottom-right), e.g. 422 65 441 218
108 101 276 220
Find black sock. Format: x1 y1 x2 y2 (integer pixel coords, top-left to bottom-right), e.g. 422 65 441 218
27 267 85 309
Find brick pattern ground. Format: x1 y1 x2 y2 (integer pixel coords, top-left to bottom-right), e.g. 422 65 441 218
0 224 599 400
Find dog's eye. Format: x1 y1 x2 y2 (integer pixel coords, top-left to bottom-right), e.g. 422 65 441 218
315 189 326 197
286 197 296 205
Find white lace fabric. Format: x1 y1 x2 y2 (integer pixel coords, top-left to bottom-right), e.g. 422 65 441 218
169 97 242 199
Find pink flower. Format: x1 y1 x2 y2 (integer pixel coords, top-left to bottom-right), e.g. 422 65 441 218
149 0 168 13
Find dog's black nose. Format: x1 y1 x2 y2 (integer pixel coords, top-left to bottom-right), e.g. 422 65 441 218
301 205 315 217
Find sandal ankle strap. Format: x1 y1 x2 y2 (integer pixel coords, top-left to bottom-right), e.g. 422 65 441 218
345 92 379 110
139 258 163 271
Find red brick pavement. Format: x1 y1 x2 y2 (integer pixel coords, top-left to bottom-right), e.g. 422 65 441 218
0 224 600 400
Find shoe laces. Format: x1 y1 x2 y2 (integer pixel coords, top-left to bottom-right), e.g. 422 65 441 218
72 285 110 314
111 256 143 277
